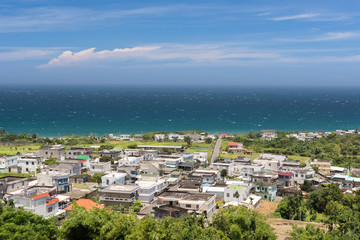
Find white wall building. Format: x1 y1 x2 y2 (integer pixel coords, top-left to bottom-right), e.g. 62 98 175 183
224 183 252 202
101 172 127 187
0 155 18 173
18 157 38 173
154 134 166 141
118 156 142 167
90 161 111 173
194 152 208 165
137 182 156 203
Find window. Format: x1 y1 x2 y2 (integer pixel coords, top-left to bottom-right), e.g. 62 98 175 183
26 162 29 165
48 207 53 212
32 162 34 165
226 193 230 197
186 204 191 208
196 205 199 209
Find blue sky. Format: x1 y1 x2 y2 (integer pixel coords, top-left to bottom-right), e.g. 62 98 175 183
1 0 360 86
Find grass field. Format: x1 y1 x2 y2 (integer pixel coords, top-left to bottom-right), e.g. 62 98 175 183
0 145 41 155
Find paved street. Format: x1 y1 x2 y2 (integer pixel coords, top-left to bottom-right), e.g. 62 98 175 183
210 136 222 164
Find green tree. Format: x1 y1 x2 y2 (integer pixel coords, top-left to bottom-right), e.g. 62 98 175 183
0 203 59 240
205 138 212 144
44 157 60 165
276 192 307 221
220 169 227 181
184 136 192 147
234 191 240 202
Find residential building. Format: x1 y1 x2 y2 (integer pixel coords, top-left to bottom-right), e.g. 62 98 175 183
0 176 29 199
64 199 104 217
138 181 157 203
37 171 72 194
260 130 278 139
99 185 139 208
210 159 235 176
17 157 38 173
118 165 140 183
0 155 18 173
66 148 92 159
313 160 331 176
224 183 252 202
118 156 142 167
185 132 200 141
98 150 121 159
69 174 89 184
90 161 111 173
119 134 131 140
154 134 166 141
232 164 264 181
153 205 188 219
276 172 294 187
46 162 80 175
194 152 208 165
157 192 216 216
101 172 127 187
39 144 65 160
252 170 278 201
228 142 243 153
12 187 59 217
292 168 315 184
253 154 286 171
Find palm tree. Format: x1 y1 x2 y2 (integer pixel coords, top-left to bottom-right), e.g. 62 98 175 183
220 169 227 182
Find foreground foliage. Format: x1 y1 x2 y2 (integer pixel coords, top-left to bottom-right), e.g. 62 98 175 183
0 201 275 240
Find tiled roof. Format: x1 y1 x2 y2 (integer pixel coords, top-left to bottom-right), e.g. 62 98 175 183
64 199 104 211
46 198 59 206
228 142 239 146
33 192 49 200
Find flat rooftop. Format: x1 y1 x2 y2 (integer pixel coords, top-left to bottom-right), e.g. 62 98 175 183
138 145 183 149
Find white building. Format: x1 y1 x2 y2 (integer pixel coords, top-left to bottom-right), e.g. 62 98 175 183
18 157 38 173
0 155 18 173
119 134 131 140
90 161 111 173
224 183 252 202
253 154 286 171
118 156 142 167
194 152 208 165
138 181 157 203
101 172 127 187
260 130 278 139
154 134 166 141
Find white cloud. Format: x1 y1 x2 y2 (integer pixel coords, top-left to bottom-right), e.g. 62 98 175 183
271 13 320 21
38 44 280 68
275 32 360 42
0 48 57 61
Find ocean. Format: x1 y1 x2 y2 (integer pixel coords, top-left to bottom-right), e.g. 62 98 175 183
0 85 360 137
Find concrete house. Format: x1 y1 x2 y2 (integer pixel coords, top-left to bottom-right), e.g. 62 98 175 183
228 142 243 153
138 181 157 203
154 134 166 141
66 148 92 159
99 185 139 208
99 150 122 159
252 170 278 201
0 176 29 199
90 161 111 173
224 183 252 202
101 172 127 187
194 152 208 165
157 192 216 216
276 171 294 187
37 171 72 194
39 145 65 160
0 155 18 173
260 130 278 139
17 157 38 173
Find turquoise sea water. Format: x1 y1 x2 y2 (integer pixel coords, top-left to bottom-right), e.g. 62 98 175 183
0 86 359 137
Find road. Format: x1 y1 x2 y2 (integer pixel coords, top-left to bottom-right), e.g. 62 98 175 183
210 136 222 164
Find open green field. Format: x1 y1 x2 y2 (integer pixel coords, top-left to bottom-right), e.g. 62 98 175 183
0 144 41 155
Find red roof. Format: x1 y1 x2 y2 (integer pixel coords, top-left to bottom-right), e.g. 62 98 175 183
228 142 239 146
33 192 49 200
64 199 104 211
46 198 59 206
276 171 293 176
221 134 227 136
81 159 87 162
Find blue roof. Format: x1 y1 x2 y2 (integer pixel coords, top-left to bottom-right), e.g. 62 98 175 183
333 174 360 182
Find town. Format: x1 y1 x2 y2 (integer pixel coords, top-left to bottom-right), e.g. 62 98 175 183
1 128 359 228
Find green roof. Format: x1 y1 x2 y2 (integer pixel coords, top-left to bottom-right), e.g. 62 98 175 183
228 185 247 190
76 155 89 160
141 173 157 177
